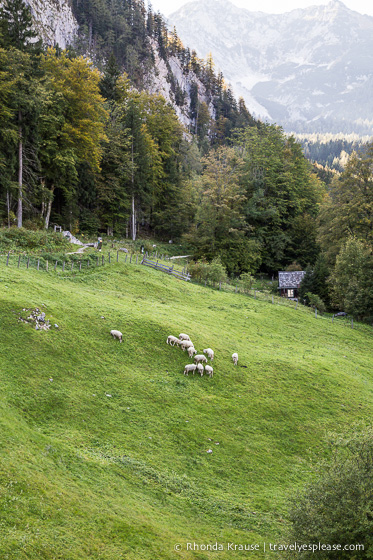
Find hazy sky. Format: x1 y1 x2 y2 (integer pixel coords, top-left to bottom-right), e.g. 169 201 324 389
149 0 373 17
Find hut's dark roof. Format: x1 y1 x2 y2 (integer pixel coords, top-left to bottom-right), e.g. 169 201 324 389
278 271 306 288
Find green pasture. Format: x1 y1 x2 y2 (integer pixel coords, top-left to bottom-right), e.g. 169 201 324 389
0 259 372 559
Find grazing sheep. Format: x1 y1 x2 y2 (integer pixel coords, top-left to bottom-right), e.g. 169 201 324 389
183 364 197 376
187 346 197 358
194 354 207 364
205 365 213 378
179 333 191 341
110 329 123 343
196 363 204 376
167 335 179 346
203 348 214 361
232 352 238 365
180 340 194 351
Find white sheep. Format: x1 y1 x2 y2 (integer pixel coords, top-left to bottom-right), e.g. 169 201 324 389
167 335 179 346
187 346 197 358
232 352 238 365
203 348 214 361
180 340 194 351
179 333 191 341
183 364 197 376
196 363 204 376
110 329 123 342
205 364 213 378
194 354 207 364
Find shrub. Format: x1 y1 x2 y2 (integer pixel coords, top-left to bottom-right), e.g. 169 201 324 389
305 292 326 314
286 261 303 271
239 271 254 293
0 228 70 253
188 257 227 284
285 426 373 559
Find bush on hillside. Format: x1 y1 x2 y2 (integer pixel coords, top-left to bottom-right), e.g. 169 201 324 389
305 292 326 314
188 257 227 284
285 426 373 559
0 228 71 253
239 271 254 293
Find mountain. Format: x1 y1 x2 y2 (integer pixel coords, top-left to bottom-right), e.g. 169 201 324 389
169 0 373 134
11 0 247 134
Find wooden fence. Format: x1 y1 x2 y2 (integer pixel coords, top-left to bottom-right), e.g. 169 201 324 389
0 250 143 273
140 256 191 281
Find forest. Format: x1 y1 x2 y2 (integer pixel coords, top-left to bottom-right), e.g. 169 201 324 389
0 0 372 321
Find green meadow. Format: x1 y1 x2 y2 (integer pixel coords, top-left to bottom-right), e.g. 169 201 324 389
0 258 372 559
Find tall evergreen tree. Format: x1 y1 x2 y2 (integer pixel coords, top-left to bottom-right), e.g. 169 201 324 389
0 0 39 52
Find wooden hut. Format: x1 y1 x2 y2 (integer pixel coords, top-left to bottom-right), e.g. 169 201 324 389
278 271 306 299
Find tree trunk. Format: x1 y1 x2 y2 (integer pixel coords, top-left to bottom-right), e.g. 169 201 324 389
17 112 23 228
132 195 136 241
44 186 55 230
6 191 10 228
131 137 136 241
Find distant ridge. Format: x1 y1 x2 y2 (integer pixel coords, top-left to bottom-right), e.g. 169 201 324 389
169 0 373 134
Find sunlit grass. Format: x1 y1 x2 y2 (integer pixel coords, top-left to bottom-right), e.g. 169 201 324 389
0 260 372 559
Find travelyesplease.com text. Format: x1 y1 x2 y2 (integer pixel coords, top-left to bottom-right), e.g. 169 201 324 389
173 541 365 553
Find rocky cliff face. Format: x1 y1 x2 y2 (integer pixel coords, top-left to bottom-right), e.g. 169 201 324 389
145 39 215 130
19 0 78 49
11 0 213 131
169 0 373 134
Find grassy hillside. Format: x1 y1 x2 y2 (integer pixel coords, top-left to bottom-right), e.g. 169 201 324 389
0 259 372 559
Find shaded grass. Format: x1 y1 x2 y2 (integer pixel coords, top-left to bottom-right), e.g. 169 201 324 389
0 261 372 558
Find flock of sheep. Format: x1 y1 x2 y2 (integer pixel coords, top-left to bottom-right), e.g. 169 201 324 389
110 329 238 377
167 333 238 378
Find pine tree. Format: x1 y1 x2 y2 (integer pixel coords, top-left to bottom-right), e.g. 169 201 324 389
0 0 39 52
99 52 121 102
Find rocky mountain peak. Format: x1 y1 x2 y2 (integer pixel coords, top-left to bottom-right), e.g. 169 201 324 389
169 0 373 134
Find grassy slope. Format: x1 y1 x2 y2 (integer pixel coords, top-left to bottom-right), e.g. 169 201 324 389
0 261 372 559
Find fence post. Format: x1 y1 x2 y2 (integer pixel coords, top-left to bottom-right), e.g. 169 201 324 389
351 318 354 329
37 259 40 270
18 254 21 268
272 295 274 304
6 252 10 266
136 254 138 264
46 260 48 272
109 252 111 264
295 300 298 309
254 291 256 299
27 257 30 269
117 251 119 263
54 261 58 271
62 261 65 272
219 281 221 290
71 261 74 271
125 254 127 263
235 285 238 293
79 261 82 271
315 308 317 318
